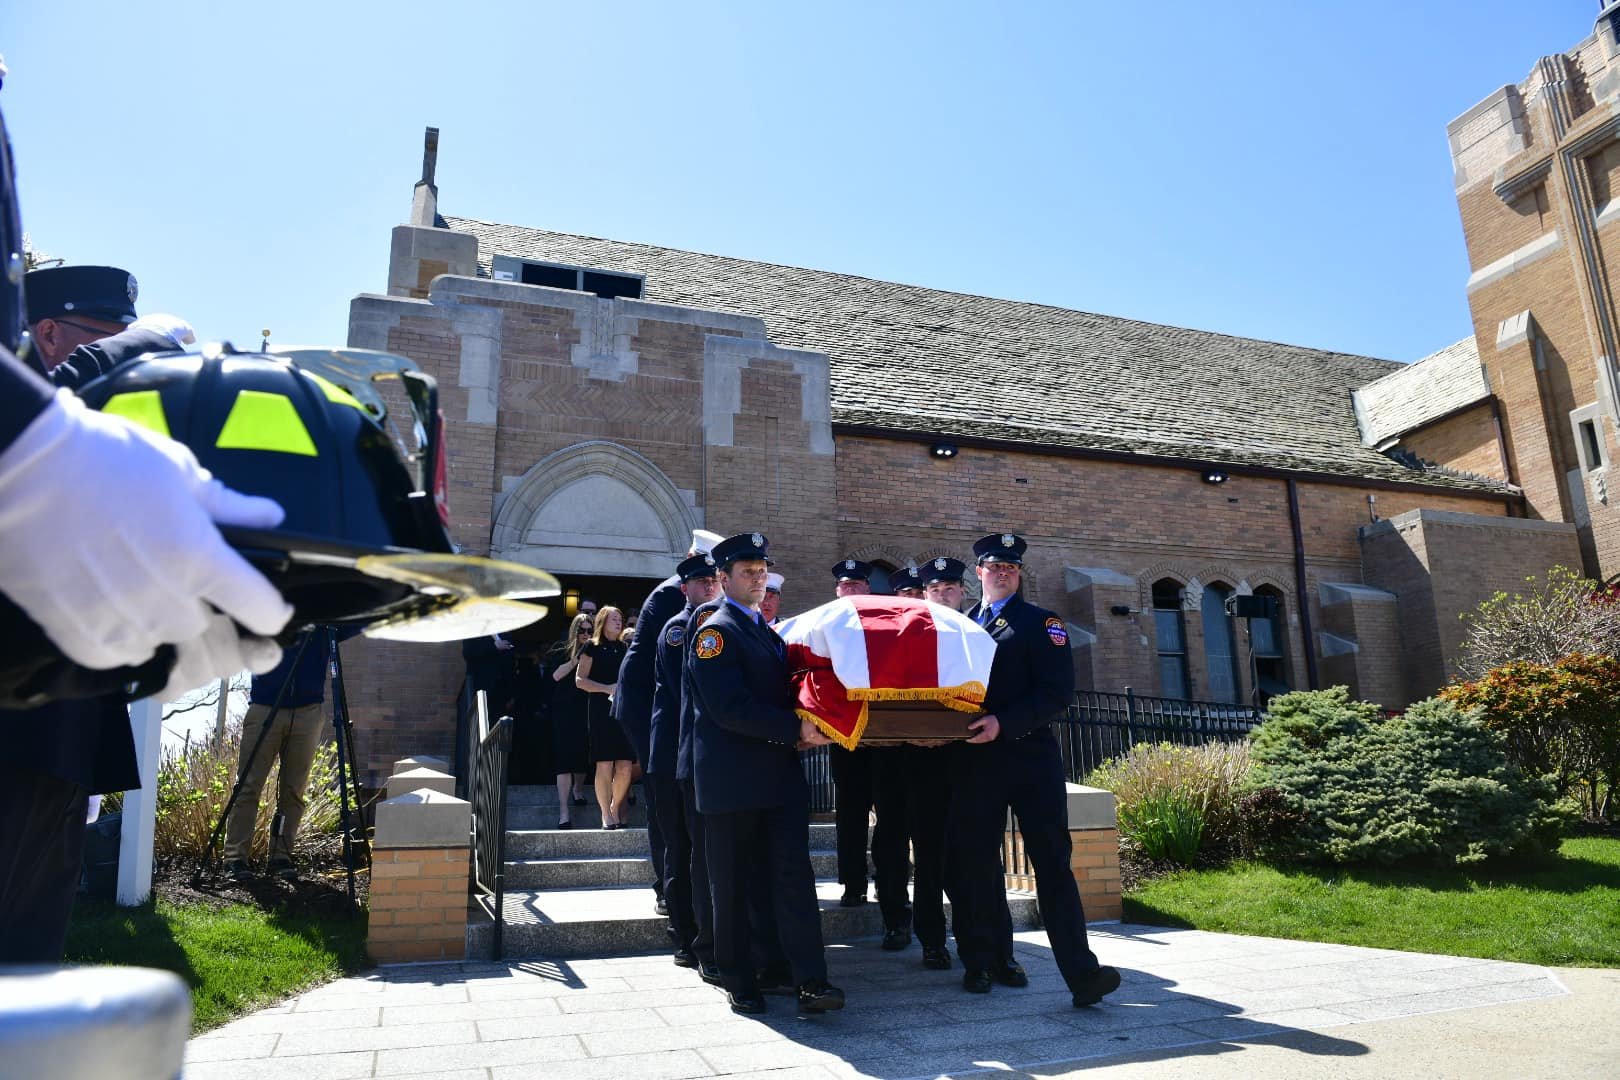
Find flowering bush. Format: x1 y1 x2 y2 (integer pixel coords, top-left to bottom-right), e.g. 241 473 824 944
1249 688 1566 866
1441 652 1620 820
1086 740 1251 862
1456 565 1620 679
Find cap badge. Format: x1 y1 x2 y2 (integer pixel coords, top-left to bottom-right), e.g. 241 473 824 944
126 274 139 304
704 554 715 566
751 532 764 548
844 560 855 570
1001 534 1014 547
934 558 946 570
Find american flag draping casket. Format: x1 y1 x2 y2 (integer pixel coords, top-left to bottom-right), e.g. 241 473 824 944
776 595 998 749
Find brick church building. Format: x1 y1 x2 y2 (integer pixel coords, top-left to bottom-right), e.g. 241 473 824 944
336 14 1620 784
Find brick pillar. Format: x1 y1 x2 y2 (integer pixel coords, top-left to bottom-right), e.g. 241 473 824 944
367 782 471 964
1003 784 1121 923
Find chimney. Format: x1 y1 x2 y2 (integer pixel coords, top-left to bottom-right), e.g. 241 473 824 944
410 127 439 227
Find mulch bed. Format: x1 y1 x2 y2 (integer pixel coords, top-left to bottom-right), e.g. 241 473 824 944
153 836 370 916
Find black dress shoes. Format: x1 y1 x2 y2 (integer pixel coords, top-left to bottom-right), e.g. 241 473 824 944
796 979 845 1013
672 947 697 968
728 990 767 1015
756 967 795 995
699 962 722 985
881 926 912 951
989 959 1028 987
962 968 993 993
1071 965 1122 1007
654 897 669 916
839 887 867 907
922 945 952 970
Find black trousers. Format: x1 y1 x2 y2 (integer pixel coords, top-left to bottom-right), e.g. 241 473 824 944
706 801 826 994
0 763 90 964
902 746 952 948
947 742 1100 993
654 773 714 962
829 745 874 890
642 773 665 901
869 749 915 932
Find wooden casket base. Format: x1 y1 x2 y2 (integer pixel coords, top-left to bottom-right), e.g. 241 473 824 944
860 699 982 745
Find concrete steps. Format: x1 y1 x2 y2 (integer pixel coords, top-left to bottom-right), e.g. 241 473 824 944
477 784 1044 962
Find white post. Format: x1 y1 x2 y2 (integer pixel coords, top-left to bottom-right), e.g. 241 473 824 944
117 697 163 906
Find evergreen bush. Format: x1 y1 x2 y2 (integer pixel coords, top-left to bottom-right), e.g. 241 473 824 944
1249 688 1566 866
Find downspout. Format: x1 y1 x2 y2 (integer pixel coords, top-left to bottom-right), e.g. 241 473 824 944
1286 478 1320 690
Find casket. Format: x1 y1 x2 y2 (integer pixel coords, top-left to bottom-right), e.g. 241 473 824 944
861 699 982 745
778 595 996 749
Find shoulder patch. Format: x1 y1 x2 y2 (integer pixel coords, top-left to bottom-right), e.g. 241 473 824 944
664 622 685 648
693 627 724 660
693 607 714 629
1045 617 1068 646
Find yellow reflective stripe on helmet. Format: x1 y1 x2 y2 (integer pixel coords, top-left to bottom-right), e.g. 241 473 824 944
305 370 366 412
215 390 318 456
99 390 172 439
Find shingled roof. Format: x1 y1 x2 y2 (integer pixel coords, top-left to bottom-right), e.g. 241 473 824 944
444 216 1514 495
1351 336 1489 448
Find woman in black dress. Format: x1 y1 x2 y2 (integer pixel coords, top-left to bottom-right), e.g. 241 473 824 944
546 614 593 828
575 606 632 828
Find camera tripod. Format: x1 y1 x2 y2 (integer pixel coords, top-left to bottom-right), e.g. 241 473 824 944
199 628 368 907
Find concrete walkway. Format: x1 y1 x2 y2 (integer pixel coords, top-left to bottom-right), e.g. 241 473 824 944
185 923 1616 1079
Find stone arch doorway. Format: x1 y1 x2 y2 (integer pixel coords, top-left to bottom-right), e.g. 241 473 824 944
491 440 700 579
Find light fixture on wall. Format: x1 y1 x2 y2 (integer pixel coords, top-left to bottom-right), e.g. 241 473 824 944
1200 467 1228 484
564 589 581 617
930 442 959 459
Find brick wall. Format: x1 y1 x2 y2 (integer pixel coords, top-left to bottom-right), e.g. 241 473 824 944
368 847 471 964
1399 403 1506 481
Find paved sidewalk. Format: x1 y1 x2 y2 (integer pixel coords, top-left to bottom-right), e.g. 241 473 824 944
185 923 1601 1079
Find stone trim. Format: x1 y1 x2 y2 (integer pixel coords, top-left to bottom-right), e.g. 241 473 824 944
702 335 833 455
1360 506 1578 537
1465 230 1562 294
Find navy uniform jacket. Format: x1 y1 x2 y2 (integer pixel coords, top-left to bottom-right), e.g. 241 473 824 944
614 574 684 766
647 603 693 776
675 599 720 783
966 592 1075 757
687 598 806 814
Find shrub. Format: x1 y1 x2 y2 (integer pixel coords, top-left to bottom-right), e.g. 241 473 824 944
1249 688 1566 866
153 729 343 864
1086 740 1250 861
1117 790 1205 865
1456 565 1620 679
1441 652 1620 821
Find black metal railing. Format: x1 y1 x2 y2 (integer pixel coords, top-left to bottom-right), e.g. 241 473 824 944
469 691 512 957
801 745 835 814
1056 687 1262 785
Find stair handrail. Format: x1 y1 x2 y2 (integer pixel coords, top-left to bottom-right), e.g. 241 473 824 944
469 690 511 957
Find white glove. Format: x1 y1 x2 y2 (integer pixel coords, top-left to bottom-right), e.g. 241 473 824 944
158 611 284 701
0 389 294 672
128 313 196 348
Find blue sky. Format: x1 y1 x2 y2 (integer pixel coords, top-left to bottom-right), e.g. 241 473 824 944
3 1 1599 362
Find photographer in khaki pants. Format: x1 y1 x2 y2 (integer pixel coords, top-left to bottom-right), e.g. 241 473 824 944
223 628 335 880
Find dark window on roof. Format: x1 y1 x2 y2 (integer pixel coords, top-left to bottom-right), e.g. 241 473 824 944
516 261 644 300
1152 579 1190 700
582 271 643 300
520 263 577 290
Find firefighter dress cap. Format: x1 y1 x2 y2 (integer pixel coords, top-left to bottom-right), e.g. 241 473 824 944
691 529 724 554
891 565 924 593
922 557 967 584
677 552 718 581
765 572 784 593
711 532 772 568
973 532 1027 565
25 264 139 326
831 558 872 582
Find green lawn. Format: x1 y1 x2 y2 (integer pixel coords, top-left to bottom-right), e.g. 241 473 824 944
65 895 369 1032
1124 836 1620 968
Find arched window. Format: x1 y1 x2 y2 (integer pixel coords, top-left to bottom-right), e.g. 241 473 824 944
1251 586 1290 704
1200 582 1240 704
1151 579 1190 700
868 560 896 595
